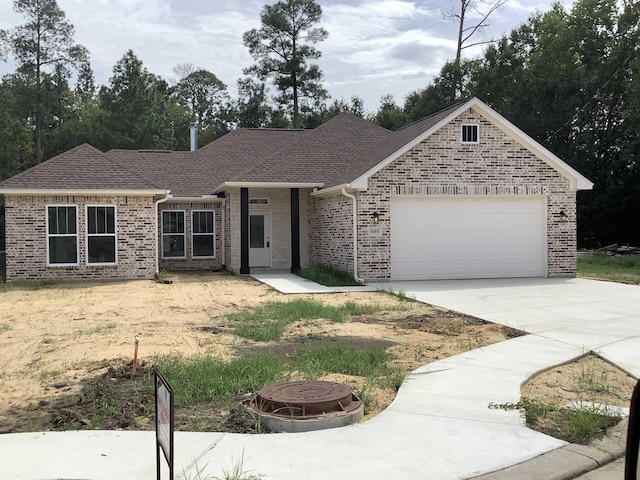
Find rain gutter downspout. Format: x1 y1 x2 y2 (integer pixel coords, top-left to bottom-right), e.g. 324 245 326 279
221 198 226 267
154 192 171 276
341 187 365 284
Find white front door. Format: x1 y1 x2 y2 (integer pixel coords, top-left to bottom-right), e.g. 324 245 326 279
249 212 270 267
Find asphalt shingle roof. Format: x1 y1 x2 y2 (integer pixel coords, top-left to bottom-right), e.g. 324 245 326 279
0 102 468 196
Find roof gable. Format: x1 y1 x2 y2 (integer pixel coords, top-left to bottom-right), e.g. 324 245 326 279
346 98 593 192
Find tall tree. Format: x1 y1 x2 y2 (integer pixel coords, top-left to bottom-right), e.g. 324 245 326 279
99 50 175 149
443 0 506 102
243 0 329 128
171 63 228 127
0 0 87 163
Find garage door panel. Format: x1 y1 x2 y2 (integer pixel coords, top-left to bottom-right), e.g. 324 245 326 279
390 196 547 280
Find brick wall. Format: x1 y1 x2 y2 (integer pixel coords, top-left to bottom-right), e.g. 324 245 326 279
158 201 224 271
5 195 157 281
309 108 576 281
309 194 354 274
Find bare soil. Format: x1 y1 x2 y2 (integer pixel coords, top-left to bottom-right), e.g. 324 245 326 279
0 271 634 436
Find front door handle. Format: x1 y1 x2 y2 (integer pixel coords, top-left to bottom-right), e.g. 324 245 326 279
267 241 270 248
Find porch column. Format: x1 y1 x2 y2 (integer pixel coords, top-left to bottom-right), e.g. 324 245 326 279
290 188 300 272
240 187 250 274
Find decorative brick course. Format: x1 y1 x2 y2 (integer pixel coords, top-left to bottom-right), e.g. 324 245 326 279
309 108 576 281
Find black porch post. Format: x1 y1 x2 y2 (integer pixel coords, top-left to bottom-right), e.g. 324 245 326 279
240 187 250 274
290 188 301 272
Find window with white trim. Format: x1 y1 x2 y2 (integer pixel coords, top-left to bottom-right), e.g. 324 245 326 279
461 124 479 143
192 210 215 258
47 205 78 265
162 210 185 258
87 206 116 264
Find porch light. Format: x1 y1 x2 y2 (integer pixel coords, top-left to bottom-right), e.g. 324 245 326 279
558 210 568 221
372 212 381 224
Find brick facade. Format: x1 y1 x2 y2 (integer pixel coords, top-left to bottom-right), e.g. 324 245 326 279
158 201 225 271
5 195 157 281
309 108 576 281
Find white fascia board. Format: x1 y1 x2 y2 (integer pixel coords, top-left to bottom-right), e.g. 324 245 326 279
310 184 364 198
350 102 473 190
469 98 594 191
165 196 224 203
213 181 324 193
0 188 171 196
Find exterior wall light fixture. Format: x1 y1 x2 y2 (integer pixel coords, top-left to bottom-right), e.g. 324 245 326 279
372 212 381 224
559 210 568 221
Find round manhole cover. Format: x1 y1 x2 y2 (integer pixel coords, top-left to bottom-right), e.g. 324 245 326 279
253 380 359 418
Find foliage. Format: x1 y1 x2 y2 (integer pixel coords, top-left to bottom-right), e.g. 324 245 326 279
171 63 230 140
577 254 640 284
297 263 360 286
243 0 328 128
154 353 283 407
99 50 187 150
0 0 88 163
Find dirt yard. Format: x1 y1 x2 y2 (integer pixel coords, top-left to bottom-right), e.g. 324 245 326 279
0 271 634 435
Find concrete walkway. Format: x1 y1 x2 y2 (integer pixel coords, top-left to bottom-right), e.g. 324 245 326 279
2 276 638 479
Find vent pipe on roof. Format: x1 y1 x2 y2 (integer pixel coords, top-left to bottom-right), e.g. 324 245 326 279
190 124 198 151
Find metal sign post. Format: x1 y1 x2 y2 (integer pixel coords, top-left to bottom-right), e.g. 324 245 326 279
155 367 174 480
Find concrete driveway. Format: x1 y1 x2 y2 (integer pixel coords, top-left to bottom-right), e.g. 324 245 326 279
385 277 640 377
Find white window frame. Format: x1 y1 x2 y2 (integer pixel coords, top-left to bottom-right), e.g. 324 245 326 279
461 124 479 144
162 210 186 259
191 210 216 259
86 205 117 266
46 205 79 267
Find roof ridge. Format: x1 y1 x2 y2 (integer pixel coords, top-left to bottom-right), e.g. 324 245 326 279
396 99 470 131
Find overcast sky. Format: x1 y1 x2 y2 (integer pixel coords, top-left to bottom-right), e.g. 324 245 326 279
0 0 571 111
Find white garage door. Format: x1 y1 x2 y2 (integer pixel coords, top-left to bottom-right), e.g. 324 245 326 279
390 196 547 280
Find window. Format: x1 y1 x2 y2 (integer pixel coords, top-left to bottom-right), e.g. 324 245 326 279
47 206 78 265
87 206 116 264
162 211 185 258
192 210 215 258
462 124 479 144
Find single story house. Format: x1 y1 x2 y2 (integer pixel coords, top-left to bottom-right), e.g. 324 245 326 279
0 98 592 282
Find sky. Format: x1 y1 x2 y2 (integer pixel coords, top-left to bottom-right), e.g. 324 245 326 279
0 0 572 112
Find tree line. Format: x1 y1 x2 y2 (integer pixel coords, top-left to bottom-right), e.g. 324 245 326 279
0 0 638 248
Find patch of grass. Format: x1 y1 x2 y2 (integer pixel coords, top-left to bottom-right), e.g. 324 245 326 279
377 287 416 302
489 396 622 444
297 264 360 286
0 323 10 333
76 323 117 336
578 254 640 284
154 353 284 407
292 342 393 378
226 299 406 342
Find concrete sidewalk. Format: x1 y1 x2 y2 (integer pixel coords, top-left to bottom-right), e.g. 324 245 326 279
1 276 638 479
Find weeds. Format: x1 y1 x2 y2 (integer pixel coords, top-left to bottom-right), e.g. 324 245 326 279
0 323 10 333
225 299 406 342
377 287 417 302
490 357 624 444
76 322 117 336
297 264 360 286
